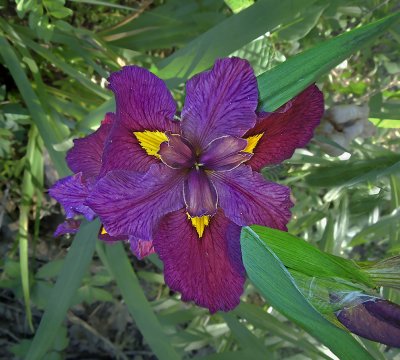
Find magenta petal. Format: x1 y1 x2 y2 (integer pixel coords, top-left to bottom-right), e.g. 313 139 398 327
159 134 195 169
99 120 159 175
101 66 179 174
183 169 217 217
181 58 257 150
108 66 177 131
98 229 127 242
200 136 252 171
86 164 186 239
66 113 114 180
210 165 292 230
49 173 96 221
246 85 324 171
153 209 246 313
129 236 155 260
54 219 81 237
336 299 400 347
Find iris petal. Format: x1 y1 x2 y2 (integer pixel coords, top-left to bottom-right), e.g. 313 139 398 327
336 298 400 347
129 236 155 260
159 134 195 169
184 169 218 217
66 113 114 181
181 58 258 150
101 66 179 175
54 219 81 237
187 214 210 238
200 135 252 171
210 165 292 230
49 172 96 221
153 209 245 313
245 85 324 171
86 164 186 239
107 66 177 131
134 130 168 158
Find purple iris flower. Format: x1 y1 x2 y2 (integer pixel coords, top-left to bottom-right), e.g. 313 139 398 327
335 296 400 347
49 113 154 259
79 57 324 312
49 113 114 230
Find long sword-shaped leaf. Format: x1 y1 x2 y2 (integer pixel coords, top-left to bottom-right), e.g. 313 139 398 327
80 12 399 131
26 220 98 360
250 226 373 286
79 0 318 130
98 242 181 360
241 227 374 360
257 12 400 111
221 313 268 359
18 126 42 331
0 35 69 177
156 0 317 86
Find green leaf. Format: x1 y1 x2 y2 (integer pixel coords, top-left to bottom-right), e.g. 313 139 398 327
100 0 226 51
234 302 333 360
241 227 374 360
0 34 69 177
156 0 318 87
257 12 400 111
27 220 98 360
221 313 268 358
277 4 326 41
224 0 254 14
350 211 400 246
49 7 73 19
18 33 109 100
74 285 113 304
305 154 400 188
370 118 400 128
18 125 43 331
99 242 181 360
250 225 373 287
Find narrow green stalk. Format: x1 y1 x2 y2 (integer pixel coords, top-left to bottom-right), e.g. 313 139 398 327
100 242 181 360
18 125 41 331
27 220 98 360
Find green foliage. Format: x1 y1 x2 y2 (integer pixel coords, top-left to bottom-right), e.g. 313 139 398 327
1 0 400 359
249 226 373 286
100 0 227 51
26 220 98 360
241 227 374 360
257 12 400 111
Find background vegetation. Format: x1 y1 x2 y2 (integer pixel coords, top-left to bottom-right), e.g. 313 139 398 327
0 0 399 359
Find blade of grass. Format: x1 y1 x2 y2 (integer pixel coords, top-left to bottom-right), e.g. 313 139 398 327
18 125 42 331
17 32 110 100
250 225 373 287
241 227 374 360
390 175 400 245
97 242 181 360
257 12 400 111
67 0 142 11
80 11 400 133
305 154 400 188
221 313 268 359
156 0 317 86
234 302 333 360
79 0 317 130
0 34 69 177
26 220 99 360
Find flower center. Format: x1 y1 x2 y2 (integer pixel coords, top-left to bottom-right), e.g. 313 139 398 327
132 130 264 238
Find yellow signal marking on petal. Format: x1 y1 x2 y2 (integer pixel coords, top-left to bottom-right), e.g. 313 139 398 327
187 213 210 238
243 133 264 154
100 226 108 235
133 130 168 158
